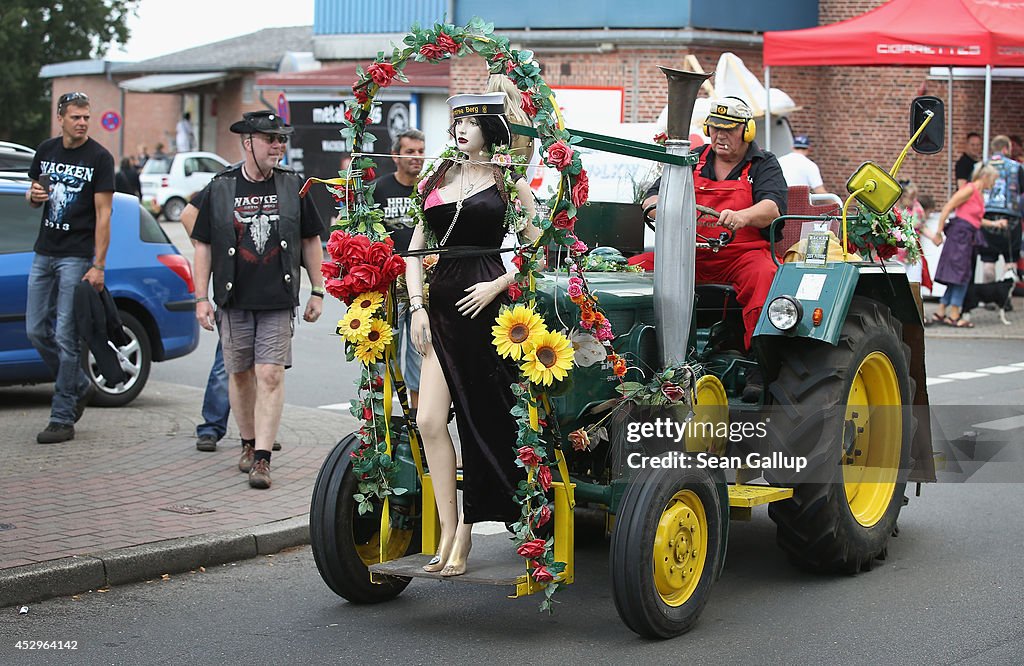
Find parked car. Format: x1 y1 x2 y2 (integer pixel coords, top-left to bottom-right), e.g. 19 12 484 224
139 151 229 221
0 184 199 406
0 141 35 173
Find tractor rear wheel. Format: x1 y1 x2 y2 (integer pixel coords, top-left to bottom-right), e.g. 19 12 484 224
310 432 417 603
765 297 913 573
610 464 724 638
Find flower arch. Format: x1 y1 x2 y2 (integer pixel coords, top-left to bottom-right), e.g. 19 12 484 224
315 18 626 611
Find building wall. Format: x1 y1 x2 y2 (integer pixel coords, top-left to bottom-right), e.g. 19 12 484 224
48 75 180 162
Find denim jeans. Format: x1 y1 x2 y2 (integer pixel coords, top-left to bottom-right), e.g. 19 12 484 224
26 254 92 425
393 303 421 393
196 340 230 440
940 282 969 308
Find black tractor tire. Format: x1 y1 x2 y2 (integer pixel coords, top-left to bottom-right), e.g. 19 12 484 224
610 463 724 638
765 297 913 574
310 432 417 604
86 311 151 407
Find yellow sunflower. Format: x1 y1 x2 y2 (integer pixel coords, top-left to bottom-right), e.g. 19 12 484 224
354 318 394 365
492 306 548 360
520 330 575 386
338 307 372 343
351 290 384 314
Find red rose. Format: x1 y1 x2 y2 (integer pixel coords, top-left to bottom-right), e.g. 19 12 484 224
420 43 446 60
366 241 392 268
505 59 516 74
533 504 552 528
353 86 369 105
371 375 384 390
340 234 371 267
321 261 340 281
324 277 351 302
521 91 538 118
552 210 576 230
512 253 525 271
517 445 542 467
531 564 554 582
875 244 898 260
363 167 376 182
545 140 573 171
436 32 459 54
537 465 553 492
366 62 397 87
362 406 373 421
344 107 355 123
349 264 383 293
382 254 406 282
516 538 546 559
571 169 589 208
327 230 350 261
662 382 685 403
507 281 523 300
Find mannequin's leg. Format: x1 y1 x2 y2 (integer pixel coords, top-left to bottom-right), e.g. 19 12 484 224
416 346 458 572
440 521 474 577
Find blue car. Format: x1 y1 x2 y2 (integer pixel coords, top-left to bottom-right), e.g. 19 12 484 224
0 177 199 406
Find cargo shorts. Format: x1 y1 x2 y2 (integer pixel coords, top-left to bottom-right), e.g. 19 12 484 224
216 307 294 373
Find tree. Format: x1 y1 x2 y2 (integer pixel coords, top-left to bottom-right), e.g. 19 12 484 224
0 0 138 146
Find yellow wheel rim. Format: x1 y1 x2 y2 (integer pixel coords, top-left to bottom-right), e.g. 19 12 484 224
355 527 413 566
652 490 708 607
690 375 728 455
843 351 902 528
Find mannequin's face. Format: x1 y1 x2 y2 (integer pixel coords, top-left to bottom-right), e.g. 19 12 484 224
453 116 485 155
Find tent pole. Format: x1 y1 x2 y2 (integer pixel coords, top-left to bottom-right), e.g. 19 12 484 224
764 66 771 152
948 67 953 200
983 65 992 163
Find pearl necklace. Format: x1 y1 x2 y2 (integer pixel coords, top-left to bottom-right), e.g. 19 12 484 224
439 162 493 247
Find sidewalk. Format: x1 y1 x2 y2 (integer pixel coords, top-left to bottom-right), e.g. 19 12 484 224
0 380 357 608
923 294 1024 339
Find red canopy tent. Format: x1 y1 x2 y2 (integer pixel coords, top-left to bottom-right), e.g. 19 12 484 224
762 0 1024 180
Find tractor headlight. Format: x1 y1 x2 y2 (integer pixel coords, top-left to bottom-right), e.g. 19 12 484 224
767 296 803 332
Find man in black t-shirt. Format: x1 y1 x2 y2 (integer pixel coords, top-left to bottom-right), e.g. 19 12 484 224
25 92 115 444
191 110 324 489
955 132 982 189
371 129 425 407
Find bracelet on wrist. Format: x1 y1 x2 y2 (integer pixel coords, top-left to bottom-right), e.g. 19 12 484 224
91 264 105 272
310 289 324 298
409 303 426 314
409 294 424 302
196 296 209 303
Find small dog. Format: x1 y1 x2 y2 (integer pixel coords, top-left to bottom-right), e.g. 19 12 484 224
962 267 1017 325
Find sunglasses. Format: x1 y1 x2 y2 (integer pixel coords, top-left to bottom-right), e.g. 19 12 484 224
58 92 89 109
253 133 289 145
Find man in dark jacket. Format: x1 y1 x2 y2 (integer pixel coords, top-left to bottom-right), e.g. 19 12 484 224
191 111 324 489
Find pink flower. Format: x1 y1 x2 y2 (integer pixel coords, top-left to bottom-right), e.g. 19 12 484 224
595 319 615 342
416 178 428 194
568 276 583 289
492 152 513 166
568 428 590 452
571 239 588 254
567 281 584 300
531 564 554 582
517 445 542 467
366 62 397 87
516 538 546 559
552 210 576 230
545 141 573 171
537 465 552 491
571 169 589 208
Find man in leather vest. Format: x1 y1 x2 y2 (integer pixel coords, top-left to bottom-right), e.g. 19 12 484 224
980 135 1024 287
191 110 325 489
634 98 788 403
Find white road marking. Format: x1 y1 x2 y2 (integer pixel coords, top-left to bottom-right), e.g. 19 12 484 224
926 377 954 386
975 365 1024 374
939 371 989 381
318 403 350 411
971 415 1024 431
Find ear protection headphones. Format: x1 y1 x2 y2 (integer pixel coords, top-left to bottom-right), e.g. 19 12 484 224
703 96 756 143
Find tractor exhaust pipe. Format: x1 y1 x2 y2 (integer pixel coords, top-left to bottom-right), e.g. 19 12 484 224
655 67 710 366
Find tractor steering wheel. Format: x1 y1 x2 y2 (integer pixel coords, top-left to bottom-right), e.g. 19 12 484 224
643 202 658 232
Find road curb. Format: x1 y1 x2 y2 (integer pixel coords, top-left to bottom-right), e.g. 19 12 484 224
0 515 310 609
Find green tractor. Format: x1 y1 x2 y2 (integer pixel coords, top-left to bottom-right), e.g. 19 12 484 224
310 66 939 638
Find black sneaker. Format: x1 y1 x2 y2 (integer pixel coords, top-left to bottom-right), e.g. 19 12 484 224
272 441 282 452
196 434 218 452
742 366 764 404
37 422 74 444
74 384 96 423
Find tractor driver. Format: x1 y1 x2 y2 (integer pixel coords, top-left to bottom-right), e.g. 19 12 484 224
632 97 787 402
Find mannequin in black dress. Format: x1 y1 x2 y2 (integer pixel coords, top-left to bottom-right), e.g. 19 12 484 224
405 93 541 577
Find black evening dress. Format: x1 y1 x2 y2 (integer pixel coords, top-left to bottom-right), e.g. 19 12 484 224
424 183 523 523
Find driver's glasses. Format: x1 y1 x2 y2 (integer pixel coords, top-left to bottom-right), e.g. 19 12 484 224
255 134 288 145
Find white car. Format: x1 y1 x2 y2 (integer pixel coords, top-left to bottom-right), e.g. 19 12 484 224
139 151 229 221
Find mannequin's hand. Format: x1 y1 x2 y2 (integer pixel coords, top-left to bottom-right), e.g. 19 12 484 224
457 279 503 318
410 309 431 356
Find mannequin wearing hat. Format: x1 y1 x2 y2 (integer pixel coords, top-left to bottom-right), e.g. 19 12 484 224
404 92 541 576
634 96 787 402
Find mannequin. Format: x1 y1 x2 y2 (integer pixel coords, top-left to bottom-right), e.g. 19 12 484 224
405 93 541 576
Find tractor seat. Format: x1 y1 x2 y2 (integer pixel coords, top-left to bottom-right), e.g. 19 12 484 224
694 283 742 325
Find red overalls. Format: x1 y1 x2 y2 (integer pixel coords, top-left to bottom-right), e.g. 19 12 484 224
628 149 777 349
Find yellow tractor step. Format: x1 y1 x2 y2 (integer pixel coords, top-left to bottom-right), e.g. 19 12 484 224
728 484 794 521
